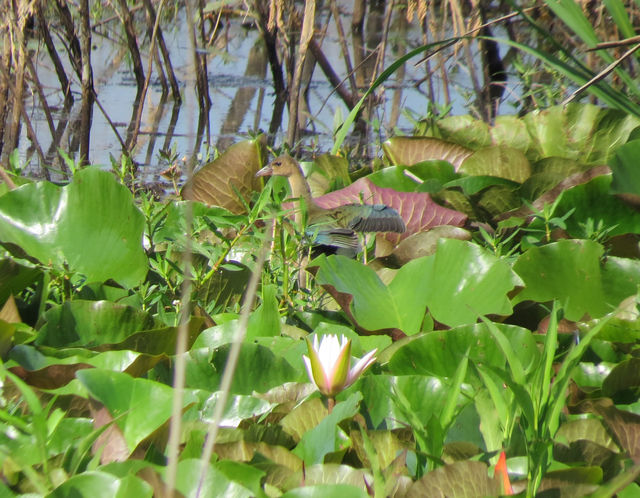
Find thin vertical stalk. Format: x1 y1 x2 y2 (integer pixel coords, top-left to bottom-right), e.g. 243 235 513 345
127 0 168 153
5 0 26 161
286 0 316 146
164 190 194 496
0 23 11 158
330 0 358 96
114 0 145 99
195 221 273 498
78 0 94 166
142 0 181 103
35 1 72 105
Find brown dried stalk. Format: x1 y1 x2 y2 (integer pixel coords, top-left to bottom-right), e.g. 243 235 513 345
286 0 316 146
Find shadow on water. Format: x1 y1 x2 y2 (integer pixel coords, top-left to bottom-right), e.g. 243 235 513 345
2 1 559 186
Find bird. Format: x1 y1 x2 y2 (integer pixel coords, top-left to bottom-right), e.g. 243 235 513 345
256 154 405 256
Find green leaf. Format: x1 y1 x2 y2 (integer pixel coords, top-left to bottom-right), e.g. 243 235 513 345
355 374 452 429
49 470 153 497
246 284 281 339
459 145 531 183
420 239 518 327
76 369 195 453
513 240 620 320
0 168 147 287
408 460 501 496
557 176 640 238
185 343 301 394
610 139 640 196
388 323 538 382
172 458 255 498
182 136 265 214
314 255 431 334
35 300 159 348
292 392 362 465
200 392 274 427
281 484 369 498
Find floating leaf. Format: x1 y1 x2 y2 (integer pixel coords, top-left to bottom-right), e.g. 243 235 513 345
408 460 501 497
49 471 153 498
0 167 147 287
35 300 159 348
281 484 369 498
172 458 255 498
182 136 265 213
312 254 431 336
382 137 473 169
314 177 467 246
610 139 640 203
185 343 300 395
419 239 519 327
382 226 471 266
387 323 538 382
513 240 639 321
460 145 531 183
77 369 196 453
292 392 362 465
0 258 41 305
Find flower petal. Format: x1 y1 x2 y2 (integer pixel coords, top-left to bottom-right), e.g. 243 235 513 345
305 337 331 393
346 348 377 388
326 338 351 396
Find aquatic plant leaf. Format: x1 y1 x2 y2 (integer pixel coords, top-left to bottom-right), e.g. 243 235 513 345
610 139 640 199
185 343 301 395
418 239 518 327
173 458 255 498
182 136 265 213
314 177 467 246
554 175 640 237
387 323 538 382
283 464 372 493
459 145 531 183
513 239 640 321
408 460 502 497
434 104 640 164
382 137 473 169
535 467 601 496
76 369 196 454
312 254 431 336
291 392 362 465
315 239 517 333
355 374 452 429
49 471 153 498
0 167 147 287
383 226 471 266
34 300 159 348
281 484 369 498
0 259 41 305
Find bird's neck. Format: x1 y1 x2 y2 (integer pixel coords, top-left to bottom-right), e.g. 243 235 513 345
287 168 323 219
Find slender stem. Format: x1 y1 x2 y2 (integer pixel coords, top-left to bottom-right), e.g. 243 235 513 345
195 221 273 497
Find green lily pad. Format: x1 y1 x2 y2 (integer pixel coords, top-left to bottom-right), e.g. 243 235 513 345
0 167 147 287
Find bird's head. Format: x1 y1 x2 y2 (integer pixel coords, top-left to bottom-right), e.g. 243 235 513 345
255 154 299 178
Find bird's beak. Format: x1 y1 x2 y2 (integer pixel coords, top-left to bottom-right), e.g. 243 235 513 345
255 165 272 177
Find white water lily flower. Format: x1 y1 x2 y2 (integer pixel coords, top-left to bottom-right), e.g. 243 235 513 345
303 334 377 397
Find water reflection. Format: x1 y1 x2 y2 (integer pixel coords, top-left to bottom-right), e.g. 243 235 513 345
18 3 502 182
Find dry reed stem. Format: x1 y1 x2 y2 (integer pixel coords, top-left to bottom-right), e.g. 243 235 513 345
330 0 357 96
164 191 194 496
128 0 169 154
563 42 640 106
142 0 181 103
195 219 274 498
286 0 316 146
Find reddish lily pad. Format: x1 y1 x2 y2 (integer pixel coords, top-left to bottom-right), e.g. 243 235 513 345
314 177 468 246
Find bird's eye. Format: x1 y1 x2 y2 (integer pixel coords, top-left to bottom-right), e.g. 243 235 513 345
274 161 281 166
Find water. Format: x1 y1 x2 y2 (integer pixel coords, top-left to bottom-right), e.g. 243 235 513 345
20 4 504 183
